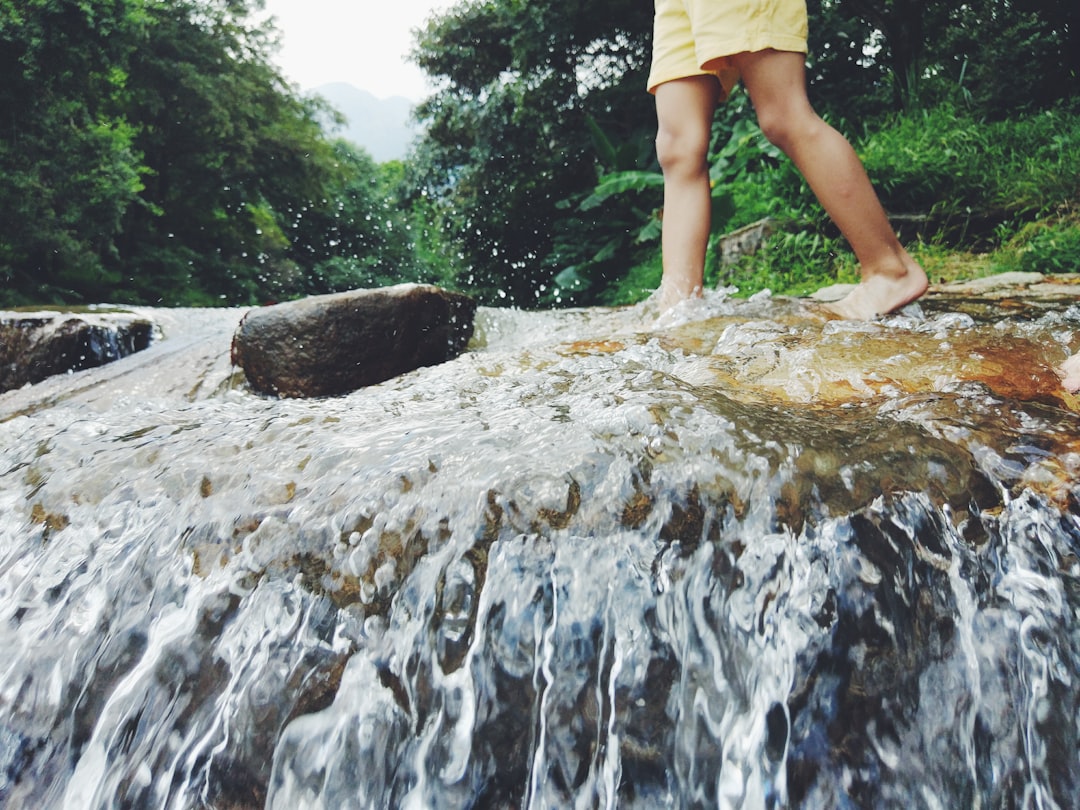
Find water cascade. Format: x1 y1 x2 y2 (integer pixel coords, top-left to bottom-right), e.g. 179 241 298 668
1 280 1078 808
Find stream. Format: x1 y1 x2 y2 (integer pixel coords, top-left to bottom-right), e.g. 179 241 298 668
1 277 1078 808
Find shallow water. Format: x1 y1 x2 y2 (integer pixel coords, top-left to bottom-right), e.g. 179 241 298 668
1 282 1078 808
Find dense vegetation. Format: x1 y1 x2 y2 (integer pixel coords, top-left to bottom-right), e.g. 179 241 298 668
0 0 423 306
1 0 1076 309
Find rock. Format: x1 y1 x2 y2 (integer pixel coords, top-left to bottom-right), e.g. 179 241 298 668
231 285 477 398
935 271 1046 294
0 311 155 394
718 217 779 267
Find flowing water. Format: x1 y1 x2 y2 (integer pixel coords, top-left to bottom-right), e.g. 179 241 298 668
1 279 1079 809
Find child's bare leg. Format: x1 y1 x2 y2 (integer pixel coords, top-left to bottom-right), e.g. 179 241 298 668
654 75 718 310
731 49 928 318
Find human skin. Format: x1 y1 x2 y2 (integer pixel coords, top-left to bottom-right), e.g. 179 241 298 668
654 49 928 318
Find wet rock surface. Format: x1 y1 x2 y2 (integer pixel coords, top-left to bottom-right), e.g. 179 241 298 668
0 274 1078 808
0 311 154 394
231 284 477 398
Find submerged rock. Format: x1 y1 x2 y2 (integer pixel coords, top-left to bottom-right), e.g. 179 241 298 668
0 311 154 394
2 277 1079 808
231 285 477 398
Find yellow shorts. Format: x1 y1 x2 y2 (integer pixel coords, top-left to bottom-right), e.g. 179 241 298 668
647 0 808 100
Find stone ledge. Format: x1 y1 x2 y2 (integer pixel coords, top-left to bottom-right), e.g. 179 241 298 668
0 311 155 393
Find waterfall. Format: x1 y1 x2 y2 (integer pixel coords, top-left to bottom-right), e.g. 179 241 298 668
1 287 1077 808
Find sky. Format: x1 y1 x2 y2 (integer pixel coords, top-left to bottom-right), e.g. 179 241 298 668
260 0 456 101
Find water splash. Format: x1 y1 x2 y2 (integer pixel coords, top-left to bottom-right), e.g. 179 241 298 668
1 284 1078 807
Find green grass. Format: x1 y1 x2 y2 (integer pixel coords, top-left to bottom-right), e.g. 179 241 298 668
599 102 1080 305
859 105 1080 218
606 215 1080 306
998 218 1080 274
597 252 662 306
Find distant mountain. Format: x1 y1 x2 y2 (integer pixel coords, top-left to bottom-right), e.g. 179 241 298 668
313 82 419 163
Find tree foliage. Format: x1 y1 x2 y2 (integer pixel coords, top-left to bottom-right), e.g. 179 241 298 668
0 0 146 302
408 0 654 307
806 0 1078 120
0 0 415 307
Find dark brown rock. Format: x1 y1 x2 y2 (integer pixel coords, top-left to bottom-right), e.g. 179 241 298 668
0 312 155 394
231 284 477 398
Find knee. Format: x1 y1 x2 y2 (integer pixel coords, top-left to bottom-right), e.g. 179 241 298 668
755 106 820 153
655 125 710 178
755 108 796 151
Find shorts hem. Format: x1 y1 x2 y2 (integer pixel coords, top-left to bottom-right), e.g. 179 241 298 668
698 34 808 66
646 38 808 96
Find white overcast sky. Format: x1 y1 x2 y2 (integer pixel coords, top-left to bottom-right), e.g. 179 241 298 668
260 0 457 100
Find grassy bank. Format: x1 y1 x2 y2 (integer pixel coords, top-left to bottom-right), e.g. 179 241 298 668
602 103 1080 305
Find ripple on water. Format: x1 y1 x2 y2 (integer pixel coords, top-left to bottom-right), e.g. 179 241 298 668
0 288 1078 808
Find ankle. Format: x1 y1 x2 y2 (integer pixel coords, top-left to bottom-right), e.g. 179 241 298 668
660 271 703 297
657 275 703 311
861 248 924 283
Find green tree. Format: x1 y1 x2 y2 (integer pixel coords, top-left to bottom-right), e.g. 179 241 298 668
409 0 654 307
1 0 418 307
0 0 147 304
931 0 1078 117
114 0 343 305
805 0 1077 120
288 141 429 296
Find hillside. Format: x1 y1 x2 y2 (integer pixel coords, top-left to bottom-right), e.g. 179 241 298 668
314 82 418 162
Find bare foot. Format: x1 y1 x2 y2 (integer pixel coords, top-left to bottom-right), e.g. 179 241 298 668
1060 352 1080 393
824 259 929 320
